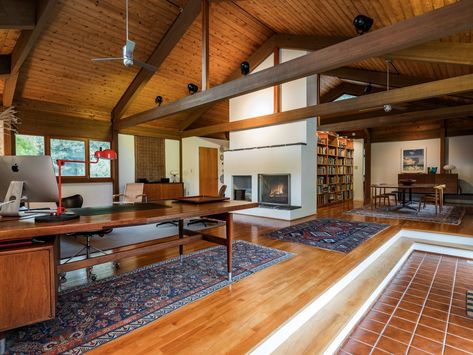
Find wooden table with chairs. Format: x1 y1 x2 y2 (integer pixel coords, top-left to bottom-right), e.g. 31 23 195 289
371 183 440 211
0 199 257 334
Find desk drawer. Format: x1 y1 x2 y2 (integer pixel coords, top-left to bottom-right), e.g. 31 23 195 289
0 242 56 332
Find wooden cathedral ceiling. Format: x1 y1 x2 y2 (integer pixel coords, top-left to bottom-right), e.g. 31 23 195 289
1 0 472 131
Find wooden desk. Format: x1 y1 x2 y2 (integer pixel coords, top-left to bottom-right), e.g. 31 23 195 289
0 200 257 332
374 183 436 210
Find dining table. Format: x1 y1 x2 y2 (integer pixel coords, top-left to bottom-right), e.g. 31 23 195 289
374 183 437 210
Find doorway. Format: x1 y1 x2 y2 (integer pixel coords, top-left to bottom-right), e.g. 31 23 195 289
199 147 218 196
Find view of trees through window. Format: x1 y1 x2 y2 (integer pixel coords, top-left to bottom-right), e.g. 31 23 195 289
15 134 111 179
15 134 45 156
50 139 86 176
90 140 111 178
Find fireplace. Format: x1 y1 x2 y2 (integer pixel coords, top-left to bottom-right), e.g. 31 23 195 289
232 175 252 201
258 174 291 206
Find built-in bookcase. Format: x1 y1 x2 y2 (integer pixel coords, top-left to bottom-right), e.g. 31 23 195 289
316 132 354 207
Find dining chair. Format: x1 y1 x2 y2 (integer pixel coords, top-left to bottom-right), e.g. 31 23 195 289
371 185 396 209
418 184 445 214
113 183 147 204
188 185 228 227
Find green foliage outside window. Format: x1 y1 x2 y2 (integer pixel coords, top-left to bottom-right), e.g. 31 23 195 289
50 138 86 176
90 140 111 178
15 135 45 156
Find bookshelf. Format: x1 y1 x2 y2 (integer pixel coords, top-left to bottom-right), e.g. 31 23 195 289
317 131 354 207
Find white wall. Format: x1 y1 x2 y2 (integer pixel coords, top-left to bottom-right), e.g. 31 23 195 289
62 183 113 207
353 139 364 201
448 135 473 193
182 137 227 196
118 134 135 193
371 138 440 184
165 139 180 181
226 48 316 220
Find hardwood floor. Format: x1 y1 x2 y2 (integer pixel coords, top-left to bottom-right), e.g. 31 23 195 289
60 201 473 354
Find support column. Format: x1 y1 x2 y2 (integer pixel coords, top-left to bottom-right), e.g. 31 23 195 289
440 120 446 173
363 129 371 205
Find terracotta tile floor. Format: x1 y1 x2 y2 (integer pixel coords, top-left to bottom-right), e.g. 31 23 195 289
338 252 473 354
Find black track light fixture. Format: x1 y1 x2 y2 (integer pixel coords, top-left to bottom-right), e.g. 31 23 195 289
155 95 163 106
353 14 373 35
187 83 198 95
240 61 250 75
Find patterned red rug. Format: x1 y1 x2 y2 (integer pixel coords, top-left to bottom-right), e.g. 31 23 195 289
267 218 390 253
5 241 292 354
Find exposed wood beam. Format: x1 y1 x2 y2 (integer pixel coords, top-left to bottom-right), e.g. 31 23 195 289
0 0 36 29
2 72 19 107
111 0 201 120
120 126 181 140
3 0 58 107
319 104 473 131
201 0 209 92
178 105 213 131
323 67 473 101
275 33 473 66
182 74 473 137
118 1 473 130
390 41 473 66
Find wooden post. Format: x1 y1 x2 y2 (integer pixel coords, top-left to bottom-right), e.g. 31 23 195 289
179 138 183 184
440 120 446 173
201 0 209 92
363 129 371 205
225 212 233 281
3 131 12 155
111 123 119 194
273 47 281 113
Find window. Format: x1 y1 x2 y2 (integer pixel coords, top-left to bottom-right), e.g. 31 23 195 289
14 134 112 181
15 134 45 156
50 138 86 176
90 140 111 178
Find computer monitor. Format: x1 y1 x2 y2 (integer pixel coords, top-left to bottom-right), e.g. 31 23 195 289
0 156 59 216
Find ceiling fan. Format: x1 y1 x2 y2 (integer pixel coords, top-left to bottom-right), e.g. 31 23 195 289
358 59 407 113
91 0 157 72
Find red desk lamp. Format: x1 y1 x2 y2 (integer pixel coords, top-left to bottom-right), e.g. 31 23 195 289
35 148 118 223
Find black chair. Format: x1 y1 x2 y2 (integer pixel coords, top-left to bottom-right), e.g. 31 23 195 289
188 185 227 227
59 194 114 282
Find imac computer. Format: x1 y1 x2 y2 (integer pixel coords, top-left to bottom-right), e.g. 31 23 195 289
0 156 60 218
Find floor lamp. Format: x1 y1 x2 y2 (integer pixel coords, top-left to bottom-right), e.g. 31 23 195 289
35 148 118 223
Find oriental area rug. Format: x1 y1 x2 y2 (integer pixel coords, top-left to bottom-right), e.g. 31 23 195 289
267 218 390 253
345 205 465 226
5 241 292 355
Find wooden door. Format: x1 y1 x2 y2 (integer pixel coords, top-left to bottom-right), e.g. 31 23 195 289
199 147 218 196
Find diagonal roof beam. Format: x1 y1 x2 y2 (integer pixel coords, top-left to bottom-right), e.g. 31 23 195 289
319 104 473 131
180 73 473 137
0 0 36 29
117 0 473 130
111 0 201 120
3 0 58 107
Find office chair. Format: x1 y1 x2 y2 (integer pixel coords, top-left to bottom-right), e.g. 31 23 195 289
187 185 227 227
59 194 114 282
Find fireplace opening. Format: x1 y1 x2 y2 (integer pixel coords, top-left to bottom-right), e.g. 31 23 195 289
233 175 252 201
258 174 290 206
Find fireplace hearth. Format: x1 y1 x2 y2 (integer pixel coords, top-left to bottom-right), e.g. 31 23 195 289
258 174 290 206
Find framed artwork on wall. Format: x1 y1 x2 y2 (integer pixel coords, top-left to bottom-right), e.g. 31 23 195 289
401 148 426 173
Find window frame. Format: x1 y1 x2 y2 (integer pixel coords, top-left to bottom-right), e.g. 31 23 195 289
14 134 114 183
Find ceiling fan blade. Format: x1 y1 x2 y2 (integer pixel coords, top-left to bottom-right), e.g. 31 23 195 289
92 57 124 62
134 59 157 72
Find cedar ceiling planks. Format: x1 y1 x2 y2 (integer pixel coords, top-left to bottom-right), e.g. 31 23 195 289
1 0 471 128
121 1 273 118
0 29 21 55
16 0 182 116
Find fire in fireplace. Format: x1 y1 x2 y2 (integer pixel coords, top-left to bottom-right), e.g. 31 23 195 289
258 174 290 206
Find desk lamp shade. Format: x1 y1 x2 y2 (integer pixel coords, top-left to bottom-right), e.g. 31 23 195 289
94 148 117 160
443 164 456 173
